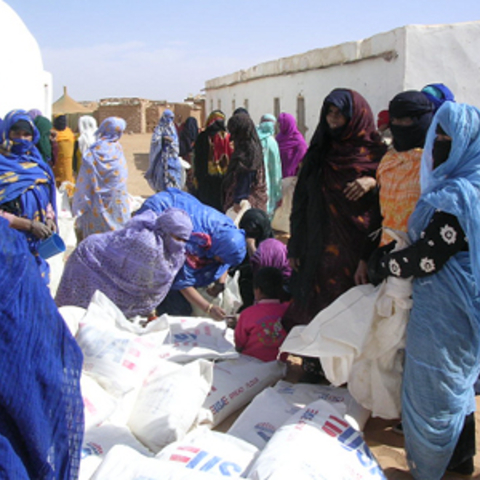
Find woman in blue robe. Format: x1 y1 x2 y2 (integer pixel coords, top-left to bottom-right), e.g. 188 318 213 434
369 102 480 479
0 218 84 478
0 109 57 283
145 109 182 192
137 188 246 320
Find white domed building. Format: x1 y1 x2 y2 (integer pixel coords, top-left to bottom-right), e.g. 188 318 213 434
0 1 52 118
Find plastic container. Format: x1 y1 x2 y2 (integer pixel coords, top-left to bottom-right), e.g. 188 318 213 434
37 233 66 259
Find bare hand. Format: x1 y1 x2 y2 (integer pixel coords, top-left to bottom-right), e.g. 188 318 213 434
225 315 238 329
209 304 226 321
46 218 57 233
289 257 300 272
344 177 376 201
354 260 369 285
206 282 225 298
30 220 52 239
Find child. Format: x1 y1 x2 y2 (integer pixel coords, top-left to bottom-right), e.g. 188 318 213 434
234 267 288 362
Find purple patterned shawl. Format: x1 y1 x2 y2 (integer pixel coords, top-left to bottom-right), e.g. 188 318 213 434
72 117 130 238
55 208 193 317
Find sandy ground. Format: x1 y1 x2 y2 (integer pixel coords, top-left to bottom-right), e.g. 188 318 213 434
120 134 480 479
120 133 155 198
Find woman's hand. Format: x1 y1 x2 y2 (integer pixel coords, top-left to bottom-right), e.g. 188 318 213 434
207 304 227 321
206 281 225 298
354 260 369 285
344 177 376 201
46 218 57 233
30 220 52 239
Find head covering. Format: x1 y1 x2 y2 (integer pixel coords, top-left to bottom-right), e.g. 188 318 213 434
421 83 455 112
239 208 273 245
78 115 98 155
33 116 53 163
136 188 246 288
251 238 292 279
233 107 249 116
27 109 42 120
308 88 386 159
145 109 181 192
257 114 276 141
56 207 193 317
377 110 390 130
53 114 67 131
10 119 33 136
275 113 308 177
205 110 227 131
227 113 263 171
179 117 199 158
0 218 84 478
388 91 434 152
324 89 353 122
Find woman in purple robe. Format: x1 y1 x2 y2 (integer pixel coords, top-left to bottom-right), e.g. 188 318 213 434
275 113 308 178
55 207 193 318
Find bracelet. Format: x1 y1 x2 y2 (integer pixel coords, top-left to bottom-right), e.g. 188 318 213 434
205 303 213 315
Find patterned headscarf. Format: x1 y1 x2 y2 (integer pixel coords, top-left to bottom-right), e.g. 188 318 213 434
72 117 128 218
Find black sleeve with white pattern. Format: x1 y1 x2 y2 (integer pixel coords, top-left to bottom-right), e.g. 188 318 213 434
379 211 468 278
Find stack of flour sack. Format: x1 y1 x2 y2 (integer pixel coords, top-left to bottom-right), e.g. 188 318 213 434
60 290 386 480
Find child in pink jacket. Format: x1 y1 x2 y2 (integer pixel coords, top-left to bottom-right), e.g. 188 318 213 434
234 267 288 361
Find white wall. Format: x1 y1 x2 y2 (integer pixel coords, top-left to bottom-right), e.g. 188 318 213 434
0 1 52 119
205 22 480 142
404 22 480 108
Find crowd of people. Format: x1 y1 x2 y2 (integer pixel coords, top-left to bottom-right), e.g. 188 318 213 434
1 79 479 479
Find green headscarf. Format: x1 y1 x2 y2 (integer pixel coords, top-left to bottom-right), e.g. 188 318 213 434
34 116 53 163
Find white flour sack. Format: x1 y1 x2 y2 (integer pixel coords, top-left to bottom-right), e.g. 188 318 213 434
79 424 153 480
58 305 86 337
81 373 118 432
76 292 169 396
128 359 213 453
247 399 386 480
273 381 371 431
200 355 286 428
227 388 300 450
157 315 238 363
91 445 218 480
76 318 157 396
155 427 259 478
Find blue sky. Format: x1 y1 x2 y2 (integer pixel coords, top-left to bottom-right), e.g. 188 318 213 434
5 0 480 102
